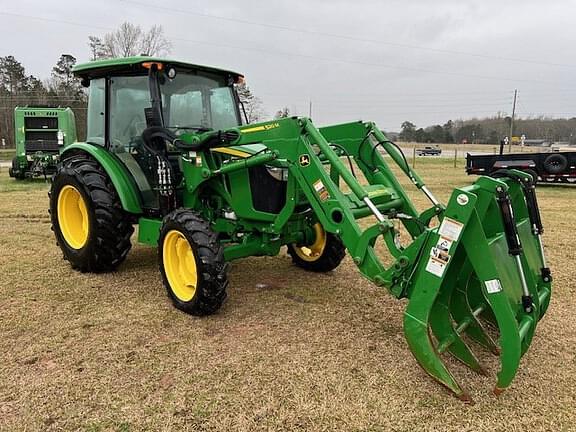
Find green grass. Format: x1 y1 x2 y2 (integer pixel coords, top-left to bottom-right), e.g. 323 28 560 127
0 160 574 431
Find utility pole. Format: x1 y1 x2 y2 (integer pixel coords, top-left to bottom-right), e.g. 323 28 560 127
309 100 312 118
508 89 517 153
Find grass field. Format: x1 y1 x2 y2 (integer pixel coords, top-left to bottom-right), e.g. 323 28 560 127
0 160 574 431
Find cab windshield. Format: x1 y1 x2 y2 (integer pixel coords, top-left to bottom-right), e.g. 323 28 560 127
108 71 240 151
161 72 240 131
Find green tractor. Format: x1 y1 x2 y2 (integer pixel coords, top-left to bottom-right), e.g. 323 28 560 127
10 106 77 179
49 57 552 400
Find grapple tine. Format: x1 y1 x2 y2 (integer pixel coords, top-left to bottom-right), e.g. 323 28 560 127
476 283 525 394
451 262 499 355
451 285 499 355
429 258 487 375
404 307 471 401
461 209 539 394
430 300 487 375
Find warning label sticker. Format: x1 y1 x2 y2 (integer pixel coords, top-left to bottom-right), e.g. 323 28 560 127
436 237 453 252
313 179 330 201
438 217 464 242
426 256 448 277
430 246 451 264
425 236 453 277
485 279 503 294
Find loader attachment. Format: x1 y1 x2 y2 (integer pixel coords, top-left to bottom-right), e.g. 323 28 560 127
403 172 551 400
219 117 552 399
289 120 551 399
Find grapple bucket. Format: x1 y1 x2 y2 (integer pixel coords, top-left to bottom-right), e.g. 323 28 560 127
403 170 551 400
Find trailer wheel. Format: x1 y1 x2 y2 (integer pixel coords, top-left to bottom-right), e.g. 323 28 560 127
49 154 134 272
543 154 568 174
287 223 346 272
159 210 228 316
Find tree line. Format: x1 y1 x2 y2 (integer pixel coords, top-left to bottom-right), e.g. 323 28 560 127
0 22 269 148
7 21 574 148
398 115 576 145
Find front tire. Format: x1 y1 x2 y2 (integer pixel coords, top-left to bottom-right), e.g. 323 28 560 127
287 223 346 272
49 154 134 272
159 210 228 316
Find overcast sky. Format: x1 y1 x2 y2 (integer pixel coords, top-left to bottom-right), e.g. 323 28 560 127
1 0 576 131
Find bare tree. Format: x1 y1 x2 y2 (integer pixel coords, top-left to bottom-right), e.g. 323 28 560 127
89 22 171 60
236 83 265 123
140 25 172 57
104 22 143 57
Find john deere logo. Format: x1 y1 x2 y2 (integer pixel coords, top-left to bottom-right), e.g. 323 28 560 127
299 154 310 167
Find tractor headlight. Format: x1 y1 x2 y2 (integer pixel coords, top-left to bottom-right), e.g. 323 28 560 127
266 166 288 181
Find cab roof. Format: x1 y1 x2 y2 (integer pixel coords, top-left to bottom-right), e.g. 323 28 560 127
72 56 244 81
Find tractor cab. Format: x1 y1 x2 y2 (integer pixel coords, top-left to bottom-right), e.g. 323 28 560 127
73 56 245 213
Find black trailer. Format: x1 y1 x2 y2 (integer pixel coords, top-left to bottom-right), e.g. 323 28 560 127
466 151 576 183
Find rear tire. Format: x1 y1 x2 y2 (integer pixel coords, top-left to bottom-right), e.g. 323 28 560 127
159 210 228 316
287 223 346 272
49 154 134 272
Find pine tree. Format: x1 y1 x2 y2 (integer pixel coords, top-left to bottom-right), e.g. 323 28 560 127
50 54 84 99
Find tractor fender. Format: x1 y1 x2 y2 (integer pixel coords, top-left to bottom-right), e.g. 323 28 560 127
62 143 143 214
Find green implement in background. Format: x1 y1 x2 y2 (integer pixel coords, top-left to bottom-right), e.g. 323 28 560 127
9 106 76 179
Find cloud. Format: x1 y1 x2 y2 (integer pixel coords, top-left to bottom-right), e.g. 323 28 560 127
2 0 575 129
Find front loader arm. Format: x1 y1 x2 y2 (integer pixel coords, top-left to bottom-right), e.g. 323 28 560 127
232 117 411 287
320 121 444 234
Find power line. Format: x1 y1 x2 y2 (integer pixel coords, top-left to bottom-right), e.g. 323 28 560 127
118 0 576 70
0 11 563 85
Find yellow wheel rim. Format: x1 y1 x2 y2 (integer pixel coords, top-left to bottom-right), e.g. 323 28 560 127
163 230 198 302
293 223 327 262
57 185 90 249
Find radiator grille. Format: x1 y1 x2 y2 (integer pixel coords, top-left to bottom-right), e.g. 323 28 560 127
24 116 58 129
